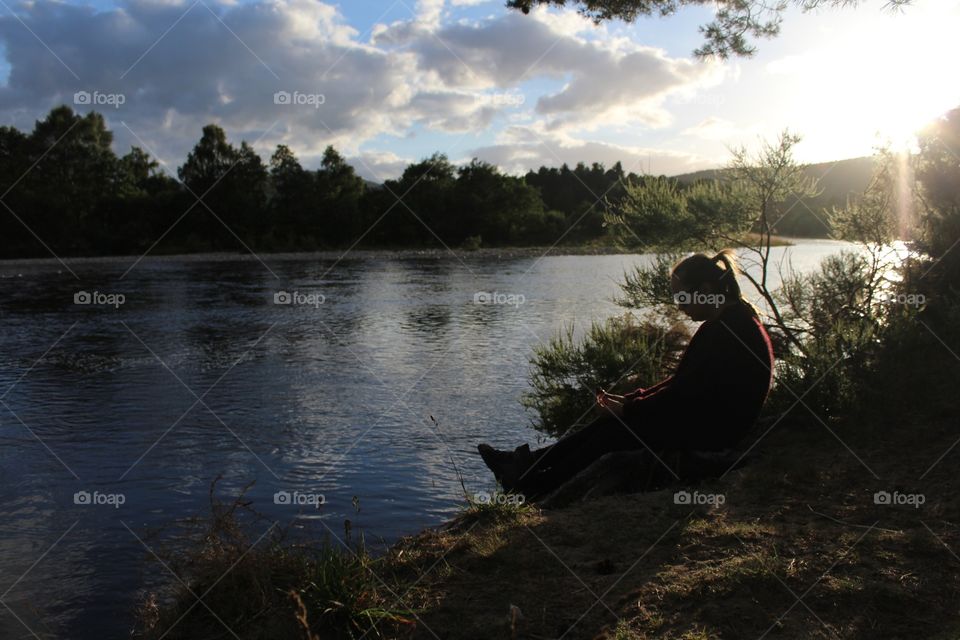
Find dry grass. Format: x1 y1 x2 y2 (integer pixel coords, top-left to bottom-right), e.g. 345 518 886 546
402 416 960 639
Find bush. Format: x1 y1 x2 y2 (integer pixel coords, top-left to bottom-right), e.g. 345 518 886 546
523 313 689 437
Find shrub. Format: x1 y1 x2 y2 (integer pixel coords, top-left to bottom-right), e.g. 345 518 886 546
523 313 689 437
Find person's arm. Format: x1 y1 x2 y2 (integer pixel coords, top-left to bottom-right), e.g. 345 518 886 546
620 325 725 447
623 375 674 401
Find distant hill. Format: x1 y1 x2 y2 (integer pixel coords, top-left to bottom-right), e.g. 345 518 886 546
673 156 877 237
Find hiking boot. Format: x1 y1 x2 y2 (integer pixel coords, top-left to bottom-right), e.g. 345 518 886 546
477 443 523 491
513 443 534 466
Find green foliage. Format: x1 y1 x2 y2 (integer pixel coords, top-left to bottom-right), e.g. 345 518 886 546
461 489 533 523
524 160 632 243
523 313 689 437
728 130 820 237
768 248 923 418
461 234 482 251
136 481 415 639
614 252 685 310
605 176 686 248
605 177 750 250
916 106 960 282
828 148 904 246
1 106 638 258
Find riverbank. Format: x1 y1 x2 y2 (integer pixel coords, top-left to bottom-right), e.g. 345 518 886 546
135 410 960 639
0 235 796 267
394 413 960 639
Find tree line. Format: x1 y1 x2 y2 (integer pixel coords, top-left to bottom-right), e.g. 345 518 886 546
1 105 834 259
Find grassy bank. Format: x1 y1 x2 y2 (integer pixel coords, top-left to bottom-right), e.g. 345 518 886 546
400 416 960 639
135 407 960 639
0 235 796 267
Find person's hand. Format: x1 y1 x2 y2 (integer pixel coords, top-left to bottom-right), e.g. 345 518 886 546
595 388 624 406
596 389 625 418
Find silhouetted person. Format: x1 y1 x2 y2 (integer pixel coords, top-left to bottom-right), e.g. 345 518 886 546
479 249 775 499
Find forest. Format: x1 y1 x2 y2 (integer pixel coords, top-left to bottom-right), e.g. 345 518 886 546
0 106 860 259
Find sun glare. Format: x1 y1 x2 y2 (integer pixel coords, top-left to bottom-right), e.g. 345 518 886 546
859 9 957 153
794 1 959 159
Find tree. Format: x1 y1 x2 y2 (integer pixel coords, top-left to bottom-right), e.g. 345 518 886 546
315 145 366 246
178 125 268 248
916 106 960 281
454 159 546 245
524 160 630 243
268 144 316 246
0 125 31 255
116 146 160 196
24 106 119 252
506 0 911 58
382 152 456 246
179 124 237 193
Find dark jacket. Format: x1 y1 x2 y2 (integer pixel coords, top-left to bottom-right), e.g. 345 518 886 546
622 301 775 451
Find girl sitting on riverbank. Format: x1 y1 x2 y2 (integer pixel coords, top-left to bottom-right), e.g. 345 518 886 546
478 249 775 500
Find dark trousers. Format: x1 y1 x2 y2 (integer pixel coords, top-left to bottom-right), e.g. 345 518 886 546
517 414 657 497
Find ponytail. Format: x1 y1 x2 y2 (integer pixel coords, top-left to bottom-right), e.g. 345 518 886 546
672 249 759 317
712 249 741 300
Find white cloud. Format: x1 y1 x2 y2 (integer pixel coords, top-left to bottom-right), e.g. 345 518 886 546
680 116 761 142
0 0 729 174
468 123 712 177
349 150 414 181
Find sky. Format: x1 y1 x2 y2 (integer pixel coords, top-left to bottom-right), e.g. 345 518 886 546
0 0 957 181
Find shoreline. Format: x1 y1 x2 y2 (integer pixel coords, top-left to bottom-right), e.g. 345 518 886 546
0 236 831 268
